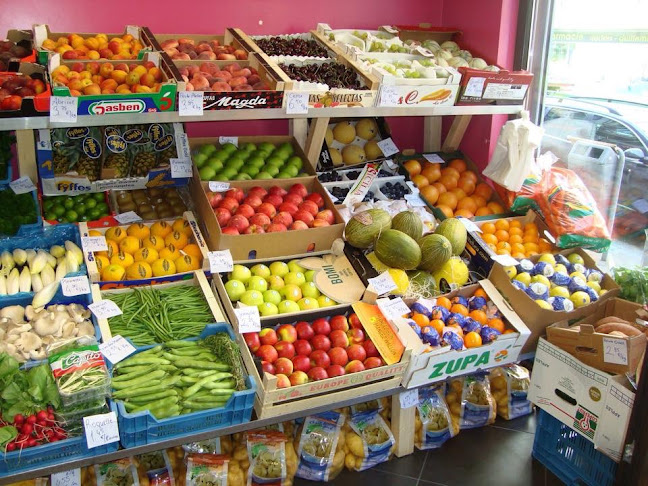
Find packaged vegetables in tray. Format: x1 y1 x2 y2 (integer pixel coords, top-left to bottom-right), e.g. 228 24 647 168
246 430 297 486
294 411 346 482
95 458 140 486
415 384 458 450
445 374 496 430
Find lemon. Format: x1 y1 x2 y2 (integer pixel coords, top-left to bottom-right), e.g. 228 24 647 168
535 299 553 310
503 265 517 279
433 257 469 287
388 268 410 295
366 251 390 273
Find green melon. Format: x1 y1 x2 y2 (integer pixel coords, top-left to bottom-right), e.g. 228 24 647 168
344 209 392 249
407 270 439 297
434 218 467 256
391 211 423 241
418 234 452 272
375 229 422 270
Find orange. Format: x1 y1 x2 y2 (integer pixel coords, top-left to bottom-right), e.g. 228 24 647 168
464 331 482 348
441 167 461 180
404 160 422 176
475 207 493 217
487 201 505 214
461 170 478 184
469 309 488 325
101 264 125 281
494 219 510 231
497 248 511 256
134 246 158 264
503 329 516 334
512 252 527 259
430 319 445 335
509 227 523 237
473 288 488 299
524 222 538 232
182 244 202 259
421 166 441 183
526 251 539 258
126 222 150 240
457 196 477 214
474 182 493 200
497 242 512 253
164 231 189 250
488 243 497 251
511 242 526 254
159 244 181 261
119 236 142 254
488 318 505 333
97 239 119 259
126 261 152 280
454 208 474 218
509 234 523 245
439 175 458 190
472 194 487 208
432 182 447 194
437 192 458 210
482 233 498 245
436 205 454 218
412 313 430 328
111 251 134 268
494 230 509 242
151 258 176 277
172 218 193 237
448 158 467 173
95 255 110 273
523 242 539 253
143 235 165 251
509 220 522 229
457 178 475 196
150 221 173 239
420 185 440 205
174 254 201 272
450 303 469 316
481 222 496 234
411 174 429 188
522 233 538 244
436 296 452 310
105 226 127 243
450 188 466 201
538 238 552 252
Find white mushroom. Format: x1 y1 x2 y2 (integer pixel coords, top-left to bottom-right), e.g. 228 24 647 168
16 332 42 352
29 349 46 360
24 305 42 322
67 304 90 323
0 317 13 331
41 335 55 345
62 321 77 338
0 305 25 323
7 323 32 336
76 321 95 337
33 313 63 337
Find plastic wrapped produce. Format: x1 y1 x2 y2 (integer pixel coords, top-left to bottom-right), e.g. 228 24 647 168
489 364 533 420
343 409 395 471
135 450 175 486
294 412 346 482
446 374 496 430
185 454 229 486
415 384 458 450
95 459 140 486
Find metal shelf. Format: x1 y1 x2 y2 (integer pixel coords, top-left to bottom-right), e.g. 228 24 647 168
0 105 523 131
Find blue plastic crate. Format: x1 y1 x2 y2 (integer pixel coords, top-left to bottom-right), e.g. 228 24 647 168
111 323 256 448
532 410 618 486
0 187 42 237
0 165 12 187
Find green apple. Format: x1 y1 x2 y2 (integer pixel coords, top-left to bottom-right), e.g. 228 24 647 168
226 157 245 171
237 150 251 161
263 289 282 306
304 270 316 282
317 295 336 308
277 171 292 179
199 144 216 155
287 260 306 273
287 156 303 169
279 142 294 155
281 284 302 302
247 157 265 169
241 165 260 177
247 276 268 292
241 142 256 152
300 281 320 299
199 167 216 180
234 173 252 181
259 142 275 153
259 302 279 316
297 297 320 310
194 152 208 168
266 156 284 167
250 264 271 279
256 171 273 180
269 261 290 277
240 290 264 307
267 275 285 291
221 142 238 154
278 300 300 314
262 165 280 177
284 272 306 286
221 167 238 179
224 280 246 301
207 158 224 172
229 264 251 284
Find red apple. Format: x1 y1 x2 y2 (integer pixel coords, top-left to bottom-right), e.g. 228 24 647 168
261 361 275 375
315 209 335 225
225 187 245 202
244 224 265 234
291 354 311 373
328 347 349 367
243 332 260 352
268 186 288 197
309 349 331 369
249 213 271 228
218 196 239 213
347 344 367 362
307 366 328 382
363 357 383 369
243 195 263 209
215 207 231 227
235 203 255 219
310 334 331 352
275 373 291 388
345 360 365 374
248 186 268 199
326 364 346 378
273 212 293 227
283 193 303 207
259 328 278 346
277 324 298 343
293 210 314 226
312 318 331 336
256 344 278 363
289 370 308 386
208 192 223 208
278 202 299 216
362 340 380 358
222 227 239 235
257 203 277 218
349 313 362 330
263 194 283 208
329 315 349 332
274 341 296 359
329 329 349 349
299 200 319 217
227 214 250 232
274 357 294 375
295 321 314 341
294 339 313 356
290 221 309 231
306 192 325 209
312 219 330 228
266 223 288 233
289 183 308 198
347 328 365 345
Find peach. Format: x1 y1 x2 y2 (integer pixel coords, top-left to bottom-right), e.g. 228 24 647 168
84 37 99 50
108 40 121 54
62 50 78 60
66 71 81 81
211 81 231 92
99 48 113 59
71 62 84 73
229 76 247 88
53 65 70 75
135 85 152 93
54 74 69 86
67 79 84 92
86 61 101 75
111 70 128 84
91 74 103 85
99 63 114 78
148 67 162 82
197 51 216 60
69 89 82 97
83 84 101 95
100 78 118 91
42 39 56 50
217 53 236 61
125 71 140 86
114 63 129 73
79 71 92 80
88 50 100 60
115 84 131 94
56 36 69 46
131 65 147 77
139 73 155 88
80 78 93 88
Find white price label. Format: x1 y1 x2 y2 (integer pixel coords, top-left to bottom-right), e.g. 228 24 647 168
50 96 78 123
368 271 398 296
384 159 398 170
377 297 411 320
414 46 434 57
83 412 120 449
99 335 137 365
379 86 399 107
113 211 142 224
209 181 231 192
491 254 518 267
234 306 261 333
178 91 204 116
219 136 239 147
9 176 36 194
170 158 193 178
404 194 427 207
88 300 123 319
81 236 108 253
51 469 81 486
61 276 91 297
399 389 419 408
464 77 486 98
423 153 444 164
603 337 628 365
285 92 309 114
458 217 482 233
406 181 419 194
208 250 234 273
377 137 399 157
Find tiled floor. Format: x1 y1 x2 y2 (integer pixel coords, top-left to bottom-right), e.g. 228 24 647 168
295 411 565 486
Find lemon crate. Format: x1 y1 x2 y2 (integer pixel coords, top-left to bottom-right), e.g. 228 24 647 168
110 323 256 448
533 410 618 486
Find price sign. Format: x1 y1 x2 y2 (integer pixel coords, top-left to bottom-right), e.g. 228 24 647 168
88 300 123 319
208 250 234 273
61 276 90 297
404 194 427 207
50 96 78 123
83 412 120 449
51 469 81 486
81 236 108 253
423 153 444 164
377 297 411 320
99 335 137 365
219 136 238 147
285 92 309 114
170 158 193 178
464 77 486 98
458 217 482 233
234 306 261 333
9 176 36 194
114 211 142 224
603 337 628 365
178 91 204 116
209 181 230 192
368 271 398 296
414 46 434 57
379 86 399 107
399 389 419 408
491 254 518 267
377 137 399 157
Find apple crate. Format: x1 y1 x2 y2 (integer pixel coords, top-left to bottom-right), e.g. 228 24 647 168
79 210 210 290
148 29 252 61
0 63 51 118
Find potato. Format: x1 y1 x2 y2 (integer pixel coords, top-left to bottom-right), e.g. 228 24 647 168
233 446 248 461
333 449 345 469
345 453 356 469
491 375 507 390
449 402 462 417
445 392 458 405
347 433 365 458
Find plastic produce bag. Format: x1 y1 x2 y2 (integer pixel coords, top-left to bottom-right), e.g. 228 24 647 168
134 450 175 486
244 430 297 486
294 411 346 482
95 459 140 486
343 409 396 471
349 397 391 422
185 454 229 486
489 364 533 420
446 374 496 430
415 384 458 450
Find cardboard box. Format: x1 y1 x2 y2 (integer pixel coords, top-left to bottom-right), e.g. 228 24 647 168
396 280 531 388
389 24 459 44
489 247 620 354
0 63 50 118
528 338 634 462
191 174 344 261
546 297 647 374
148 29 252 59
457 67 533 106
3 29 36 66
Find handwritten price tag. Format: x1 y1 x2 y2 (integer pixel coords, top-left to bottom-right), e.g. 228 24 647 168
285 92 309 114
81 236 108 253
377 297 411 320
404 194 427 207
219 136 238 147
377 137 399 157
9 176 36 194
83 412 120 449
88 300 122 320
170 158 193 178
209 181 230 192
234 306 261 333
464 77 486 98
458 217 482 233
423 153 444 164
208 250 234 273
51 469 81 486
399 389 419 408
368 271 398 296
379 86 399 107
603 337 628 365
50 96 78 123
61 276 91 297
178 91 204 116
114 211 142 224
99 335 137 365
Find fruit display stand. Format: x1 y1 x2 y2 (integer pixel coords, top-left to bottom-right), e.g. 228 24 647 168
0 62 50 117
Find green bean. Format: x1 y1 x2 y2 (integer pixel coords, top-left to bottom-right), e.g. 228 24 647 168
173 358 229 370
128 390 178 404
112 369 166 390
